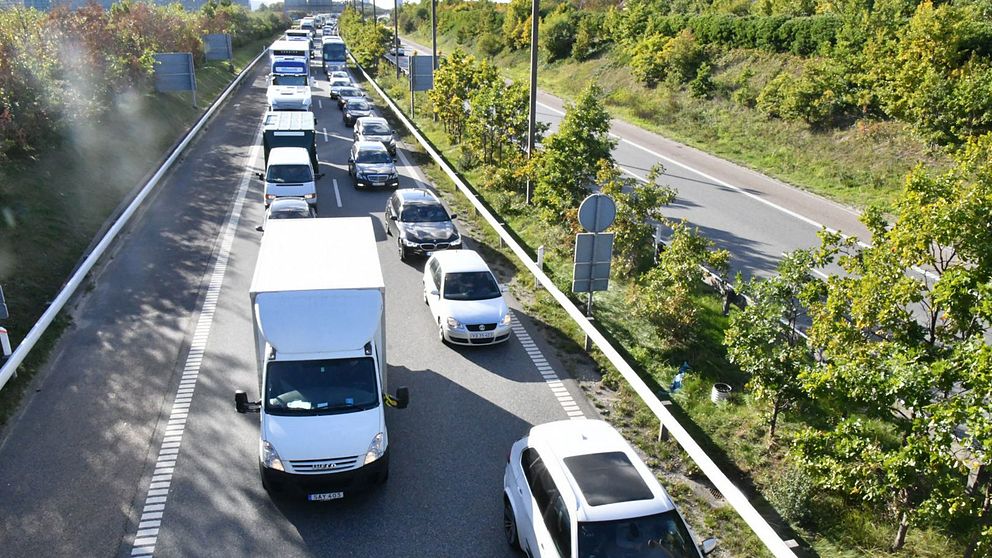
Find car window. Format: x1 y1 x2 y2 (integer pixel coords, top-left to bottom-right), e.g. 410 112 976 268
270 206 312 219
401 203 449 222
577 511 699 558
429 259 441 289
546 493 572 558
347 100 370 111
356 149 392 164
363 123 391 135
442 271 501 301
266 163 313 183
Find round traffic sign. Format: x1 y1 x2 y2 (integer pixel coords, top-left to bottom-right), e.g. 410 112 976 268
577 194 617 233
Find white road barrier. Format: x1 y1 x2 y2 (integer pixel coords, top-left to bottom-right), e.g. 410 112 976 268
354 56 800 558
0 48 269 393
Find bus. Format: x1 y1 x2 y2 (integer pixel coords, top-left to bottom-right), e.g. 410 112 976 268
321 37 347 77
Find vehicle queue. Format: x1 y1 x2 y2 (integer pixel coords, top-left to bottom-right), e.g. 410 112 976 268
238 17 718 558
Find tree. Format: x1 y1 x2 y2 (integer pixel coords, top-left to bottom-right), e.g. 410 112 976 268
630 220 729 349
465 80 537 166
428 49 498 144
597 160 675 276
794 133 992 550
529 84 616 220
724 251 821 440
542 6 577 62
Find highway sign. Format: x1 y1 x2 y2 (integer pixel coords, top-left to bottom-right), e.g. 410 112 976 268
153 53 196 93
577 193 616 233
410 55 434 91
572 232 613 293
204 34 233 61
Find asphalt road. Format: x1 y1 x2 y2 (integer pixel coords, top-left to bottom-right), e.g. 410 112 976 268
392 38 872 281
0 59 596 557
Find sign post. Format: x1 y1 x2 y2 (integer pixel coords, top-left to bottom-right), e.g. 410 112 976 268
0 285 10 365
573 194 617 349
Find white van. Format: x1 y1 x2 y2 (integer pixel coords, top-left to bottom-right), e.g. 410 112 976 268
258 147 318 211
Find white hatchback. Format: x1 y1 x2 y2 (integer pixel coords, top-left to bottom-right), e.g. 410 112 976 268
503 420 718 558
422 250 511 346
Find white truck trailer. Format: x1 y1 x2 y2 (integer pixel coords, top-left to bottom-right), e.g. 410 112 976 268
235 218 408 501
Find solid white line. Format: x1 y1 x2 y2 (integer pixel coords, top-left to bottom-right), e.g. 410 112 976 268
322 127 329 143
333 179 342 207
126 121 264 558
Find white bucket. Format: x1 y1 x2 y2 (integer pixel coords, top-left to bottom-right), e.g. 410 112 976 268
711 383 732 404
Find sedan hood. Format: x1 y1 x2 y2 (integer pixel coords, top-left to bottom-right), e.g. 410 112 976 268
356 163 396 175
263 407 383 464
443 296 507 325
400 221 456 242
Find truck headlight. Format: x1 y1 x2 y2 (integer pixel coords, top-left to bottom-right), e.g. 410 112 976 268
446 317 462 329
364 432 385 465
261 440 285 472
502 313 512 326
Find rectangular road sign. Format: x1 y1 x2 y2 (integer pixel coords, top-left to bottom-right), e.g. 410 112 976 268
572 233 613 293
409 55 434 91
204 34 233 61
153 53 196 93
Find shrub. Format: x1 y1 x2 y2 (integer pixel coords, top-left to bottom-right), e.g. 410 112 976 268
689 62 715 98
769 466 816 526
629 33 671 87
662 30 706 84
542 9 577 62
477 32 502 57
757 60 851 127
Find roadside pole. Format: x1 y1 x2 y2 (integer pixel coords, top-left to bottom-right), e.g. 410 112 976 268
394 0 400 79
525 0 539 205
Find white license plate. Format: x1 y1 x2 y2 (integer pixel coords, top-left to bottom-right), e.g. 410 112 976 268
308 491 344 501
373 182 385 187
470 331 495 339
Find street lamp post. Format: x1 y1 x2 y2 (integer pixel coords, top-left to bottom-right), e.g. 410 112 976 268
525 0 539 205
394 0 400 79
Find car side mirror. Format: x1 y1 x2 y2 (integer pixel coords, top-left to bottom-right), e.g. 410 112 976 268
430 289 439 297
390 215 397 220
500 284 509 293
255 172 264 179
449 213 457 220
255 225 264 232
700 538 718 555
234 390 260 414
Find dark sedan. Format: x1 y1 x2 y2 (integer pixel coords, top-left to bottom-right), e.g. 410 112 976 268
384 188 461 261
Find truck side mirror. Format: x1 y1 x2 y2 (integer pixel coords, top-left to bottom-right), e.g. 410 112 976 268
700 538 718 555
255 225 264 232
255 172 264 180
500 284 509 293
395 387 409 409
235 390 260 414
430 289 439 297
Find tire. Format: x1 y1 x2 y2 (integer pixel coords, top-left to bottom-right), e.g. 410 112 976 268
437 321 446 344
503 498 520 550
423 289 429 305
311 203 318 216
397 238 408 261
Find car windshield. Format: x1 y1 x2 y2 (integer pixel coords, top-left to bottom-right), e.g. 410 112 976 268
356 149 392 164
267 163 313 183
401 203 448 222
443 271 501 301
331 80 350 88
363 123 390 135
269 206 311 219
347 101 370 111
340 88 360 97
265 357 378 416
577 511 699 558
273 75 307 86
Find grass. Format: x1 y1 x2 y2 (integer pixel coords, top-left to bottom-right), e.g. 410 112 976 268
0 34 280 429
404 30 950 212
363 61 965 557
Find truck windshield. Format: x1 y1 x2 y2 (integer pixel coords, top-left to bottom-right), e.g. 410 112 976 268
323 43 346 61
272 75 307 86
265 357 378 416
267 164 313 183
443 271 501 301
577 511 699 558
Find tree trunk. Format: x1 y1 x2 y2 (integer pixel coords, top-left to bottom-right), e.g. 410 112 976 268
964 480 991 558
891 510 909 551
768 397 780 443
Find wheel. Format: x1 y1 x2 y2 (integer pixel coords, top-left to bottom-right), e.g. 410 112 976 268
504 498 520 550
397 238 408 261
311 203 318 216
423 289 429 305
437 320 446 344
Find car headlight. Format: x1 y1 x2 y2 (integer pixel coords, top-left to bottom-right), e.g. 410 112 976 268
356 171 366 179
502 313 512 326
450 236 462 246
402 236 418 247
261 440 285 472
388 172 398 179
446 317 462 329
364 432 385 465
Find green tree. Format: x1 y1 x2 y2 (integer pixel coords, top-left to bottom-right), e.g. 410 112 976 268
530 84 616 220
597 161 675 276
428 49 498 144
501 0 531 51
542 6 576 62
465 80 536 166
630 221 729 349
724 251 821 440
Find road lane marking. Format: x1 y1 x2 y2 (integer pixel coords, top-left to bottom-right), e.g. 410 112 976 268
322 127 329 143
509 313 586 420
333 178 342 207
126 122 263 558
318 99 323 109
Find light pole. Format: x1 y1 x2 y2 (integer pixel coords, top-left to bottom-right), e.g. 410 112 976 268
394 0 400 79
361 0 365 21
525 0 539 205
372 0 376 22
431 0 437 70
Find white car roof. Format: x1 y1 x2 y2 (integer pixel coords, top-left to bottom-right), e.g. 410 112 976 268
354 140 388 152
267 147 311 166
357 116 389 128
431 250 491 274
268 197 311 211
528 419 678 523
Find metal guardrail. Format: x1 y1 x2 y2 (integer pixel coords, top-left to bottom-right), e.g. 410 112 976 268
0 48 270 394
356 56 800 558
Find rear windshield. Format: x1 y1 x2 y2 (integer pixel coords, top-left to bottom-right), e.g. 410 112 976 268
269 206 312 219
347 100 370 111
265 357 378 416
363 122 390 135
443 271 501 301
267 163 313 183
330 79 350 88
356 149 392 164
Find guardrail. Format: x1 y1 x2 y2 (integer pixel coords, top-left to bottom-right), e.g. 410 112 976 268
0 48 269 394
357 56 800 557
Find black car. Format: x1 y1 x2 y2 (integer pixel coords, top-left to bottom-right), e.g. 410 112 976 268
384 189 461 261
343 99 373 127
349 141 400 190
337 87 364 109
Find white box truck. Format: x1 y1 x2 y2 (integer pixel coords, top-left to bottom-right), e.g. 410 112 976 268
235 218 408 501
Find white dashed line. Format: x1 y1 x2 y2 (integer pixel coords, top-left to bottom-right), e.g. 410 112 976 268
322 127 329 143
510 314 585 419
333 178 342 207
318 99 323 109
127 123 263 558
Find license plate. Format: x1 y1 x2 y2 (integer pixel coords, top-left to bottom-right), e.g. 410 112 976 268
470 331 495 339
308 491 344 501
373 182 385 187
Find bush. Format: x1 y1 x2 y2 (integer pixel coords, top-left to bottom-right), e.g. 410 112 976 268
542 10 577 62
478 32 503 57
757 60 851 127
769 467 816 526
662 30 706 84
572 13 604 61
629 33 671 87
689 62 715 98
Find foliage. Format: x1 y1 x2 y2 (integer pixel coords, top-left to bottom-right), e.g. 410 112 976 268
756 59 852 127
501 0 532 51
597 160 675 276
724 251 821 439
767 465 816 526
629 220 729 349
572 11 605 61
629 30 706 87
529 84 616 220
339 7 391 73
542 5 577 62
465 80 536 166
688 61 714 98
428 49 500 144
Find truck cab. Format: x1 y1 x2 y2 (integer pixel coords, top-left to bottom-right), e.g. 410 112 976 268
259 147 317 210
235 218 409 501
